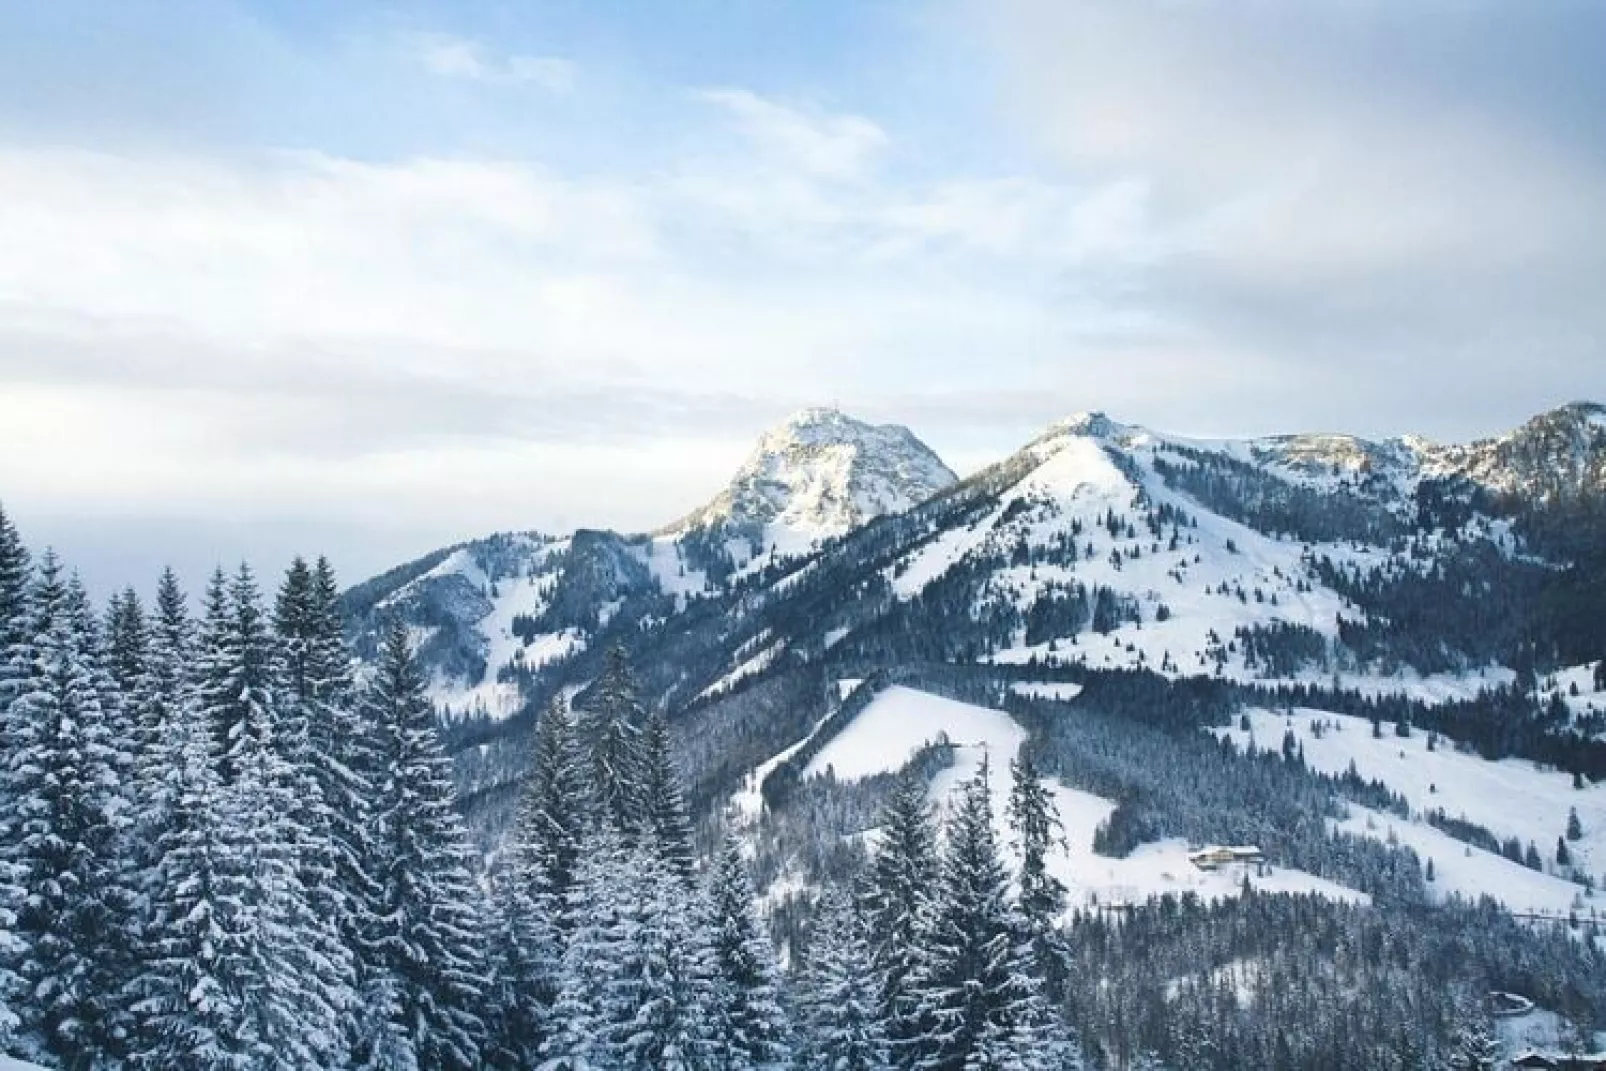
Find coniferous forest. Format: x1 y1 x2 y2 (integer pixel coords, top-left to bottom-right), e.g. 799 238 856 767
0 504 1100 1070
4 466 1606 1071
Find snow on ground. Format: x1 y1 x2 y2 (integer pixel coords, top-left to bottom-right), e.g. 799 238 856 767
889 422 1522 709
1218 707 1606 882
804 686 1023 783
639 535 711 605
890 519 995 599
1045 783 1368 915
804 686 1366 916
1540 661 1606 726
697 640 786 702
0 1058 49 1071
1332 804 1600 920
731 711 836 824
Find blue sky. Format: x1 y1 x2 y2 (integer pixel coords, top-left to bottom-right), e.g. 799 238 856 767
1 0 1604 594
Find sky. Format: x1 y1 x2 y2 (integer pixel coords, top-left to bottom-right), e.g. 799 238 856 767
1 0 1604 596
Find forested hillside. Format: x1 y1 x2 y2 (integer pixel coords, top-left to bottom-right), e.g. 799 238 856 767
5 402 1606 1069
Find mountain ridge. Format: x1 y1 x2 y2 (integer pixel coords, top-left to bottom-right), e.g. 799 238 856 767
343 399 1606 737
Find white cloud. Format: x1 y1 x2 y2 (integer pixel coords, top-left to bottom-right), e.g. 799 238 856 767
414 33 576 93
4 36 1603 589
696 88 887 180
979 1 1606 288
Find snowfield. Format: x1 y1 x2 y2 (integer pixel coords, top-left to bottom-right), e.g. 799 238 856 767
801 686 1367 917
1331 804 1597 919
1219 707 1606 883
804 686 1024 783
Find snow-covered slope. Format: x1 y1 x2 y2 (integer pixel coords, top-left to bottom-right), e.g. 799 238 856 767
879 411 1377 682
1420 400 1606 502
344 407 956 718
798 686 1367 916
665 407 957 559
1222 707 1606 919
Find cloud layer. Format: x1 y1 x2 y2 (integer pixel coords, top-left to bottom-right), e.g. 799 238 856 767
0 1 1602 591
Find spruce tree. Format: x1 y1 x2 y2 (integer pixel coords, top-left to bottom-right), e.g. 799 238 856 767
544 830 715 1071
204 565 351 1069
640 708 697 879
361 621 487 1071
705 837 790 1068
0 505 28 1052
619 847 717 1071
1007 752 1070 1003
795 888 888 1071
485 698 582 1068
584 643 647 834
541 828 630 1070
309 555 388 1052
102 588 150 696
122 581 258 1070
909 763 1049 1071
0 502 32 707
1446 1010 1501 1071
524 696 590 926
1 554 132 1068
866 774 939 1068
272 557 369 1058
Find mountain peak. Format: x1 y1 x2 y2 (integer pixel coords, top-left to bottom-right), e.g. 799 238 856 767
1051 411 1125 439
667 408 957 543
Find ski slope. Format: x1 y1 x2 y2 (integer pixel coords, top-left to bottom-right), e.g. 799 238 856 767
1219 707 1606 881
803 686 1366 916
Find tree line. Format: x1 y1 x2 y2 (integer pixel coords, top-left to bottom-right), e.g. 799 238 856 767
0 505 1090 1070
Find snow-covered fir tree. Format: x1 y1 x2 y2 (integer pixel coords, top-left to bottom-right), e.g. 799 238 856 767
602 843 717 1070
794 887 888 1071
544 825 717 1069
864 774 939 1069
640 708 697 880
360 621 487 1071
203 565 351 1070
908 762 1050 1071
0 506 27 1051
271 557 371 1060
540 827 630 1071
1444 1007 1501 1071
582 644 647 836
101 589 149 697
1006 752 1072 1006
1 554 135 1068
121 577 259 1070
484 698 581 1069
704 837 790 1069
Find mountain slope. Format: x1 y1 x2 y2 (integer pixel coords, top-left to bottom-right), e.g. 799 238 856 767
664 406 957 558
342 407 957 720
343 401 1606 839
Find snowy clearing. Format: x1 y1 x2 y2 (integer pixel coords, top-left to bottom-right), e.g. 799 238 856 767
1046 783 1369 915
1218 707 1606 881
806 686 1367 916
1332 804 1601 920
804 686 1023 783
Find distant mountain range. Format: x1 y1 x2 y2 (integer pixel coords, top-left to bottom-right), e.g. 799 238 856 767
342 400 1606 828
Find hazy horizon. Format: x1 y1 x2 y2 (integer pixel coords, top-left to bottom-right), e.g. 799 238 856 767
2 1 1603 595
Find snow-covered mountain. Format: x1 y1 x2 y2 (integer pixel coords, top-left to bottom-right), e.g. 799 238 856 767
1419 400 1606 501
342 407 957 720
332 399 1606 1065
664 406 957 555
344 401 1606 821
